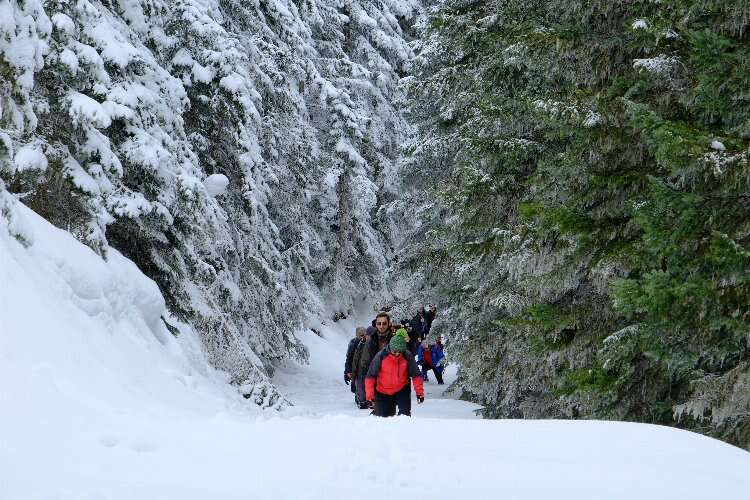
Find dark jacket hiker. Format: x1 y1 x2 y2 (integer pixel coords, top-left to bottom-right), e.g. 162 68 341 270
401 319 419 355
366 328 392 361
345 327 367 403
365 335 425 417
425 307 436 334
344 336 358 384
412 309 428 339
351 330 373 409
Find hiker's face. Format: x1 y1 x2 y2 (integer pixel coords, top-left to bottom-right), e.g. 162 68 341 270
375 318 390 335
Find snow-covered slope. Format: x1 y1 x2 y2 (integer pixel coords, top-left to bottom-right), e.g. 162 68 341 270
0 189 256 414
2 201 750 499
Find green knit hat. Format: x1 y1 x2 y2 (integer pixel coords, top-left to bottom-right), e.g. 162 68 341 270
389 333 407 353
395 328 408 340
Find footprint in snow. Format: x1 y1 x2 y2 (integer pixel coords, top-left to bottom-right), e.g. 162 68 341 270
130 437 158 453
99 434 120 447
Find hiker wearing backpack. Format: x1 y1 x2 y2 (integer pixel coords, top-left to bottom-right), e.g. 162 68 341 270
411 306 428 341
431 335 446 385
425 305 437 335
401 318 419 355
365 331 425 417
351 327 373 409
345 327 366 404
417 339 434 381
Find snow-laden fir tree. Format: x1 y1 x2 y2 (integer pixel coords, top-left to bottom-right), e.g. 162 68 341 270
1 0 420 406
406 0 750 447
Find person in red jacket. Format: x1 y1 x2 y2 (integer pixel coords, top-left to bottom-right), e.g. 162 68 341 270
365 333 425 417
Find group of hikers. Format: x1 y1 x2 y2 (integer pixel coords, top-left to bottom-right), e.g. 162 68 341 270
343 305 445 417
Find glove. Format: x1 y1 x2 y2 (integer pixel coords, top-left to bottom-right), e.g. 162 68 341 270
344 373 351 384
417 395 424 404
366 400 374 409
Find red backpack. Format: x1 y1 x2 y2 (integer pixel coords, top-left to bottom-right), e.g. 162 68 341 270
423 345 433 367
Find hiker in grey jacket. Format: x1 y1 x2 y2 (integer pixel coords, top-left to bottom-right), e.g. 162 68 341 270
345 327 367 405
351 327 373 409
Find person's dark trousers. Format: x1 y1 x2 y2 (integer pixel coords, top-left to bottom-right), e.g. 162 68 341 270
434 366 444 385
420 364 431 381
355 377 367 408
374 385 412 417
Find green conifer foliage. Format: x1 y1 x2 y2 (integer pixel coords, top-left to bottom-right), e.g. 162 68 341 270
409 0 750 446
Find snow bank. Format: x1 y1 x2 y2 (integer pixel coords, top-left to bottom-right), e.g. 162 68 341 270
0 195 245 410
0 194 255 497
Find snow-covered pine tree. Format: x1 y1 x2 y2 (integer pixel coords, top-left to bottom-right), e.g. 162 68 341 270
407 0 750 447
1 0 419 406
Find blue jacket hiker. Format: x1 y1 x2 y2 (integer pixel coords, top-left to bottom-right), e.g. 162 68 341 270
431 337 445 385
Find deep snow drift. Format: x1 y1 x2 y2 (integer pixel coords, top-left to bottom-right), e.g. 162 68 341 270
2 200 750 500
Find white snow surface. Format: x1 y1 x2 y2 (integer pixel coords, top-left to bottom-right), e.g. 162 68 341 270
2 200 750 499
